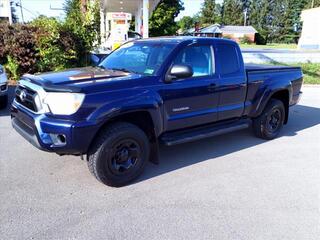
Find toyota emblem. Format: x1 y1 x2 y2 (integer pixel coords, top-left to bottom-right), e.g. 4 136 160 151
19 89 27 102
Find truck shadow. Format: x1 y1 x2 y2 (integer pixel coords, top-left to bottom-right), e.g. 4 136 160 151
137 104 320 184
0 85 15 117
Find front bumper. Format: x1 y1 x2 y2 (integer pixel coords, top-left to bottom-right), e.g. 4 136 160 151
11 100 100 155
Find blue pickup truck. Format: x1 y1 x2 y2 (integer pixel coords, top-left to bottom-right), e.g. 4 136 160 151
11 37 303 186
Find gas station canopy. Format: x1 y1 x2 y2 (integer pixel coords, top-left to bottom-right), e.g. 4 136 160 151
100 0 161 39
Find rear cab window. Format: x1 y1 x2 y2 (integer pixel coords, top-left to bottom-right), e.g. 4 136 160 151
215 43 243 76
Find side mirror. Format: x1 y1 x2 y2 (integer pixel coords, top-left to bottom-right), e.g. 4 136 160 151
91 54 101 66
165 64 193 83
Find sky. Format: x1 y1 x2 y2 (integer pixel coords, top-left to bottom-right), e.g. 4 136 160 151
15 0 213 23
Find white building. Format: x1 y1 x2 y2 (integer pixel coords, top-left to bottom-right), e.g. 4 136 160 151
0 0 12 24
298 7 320 50
100 0 161 40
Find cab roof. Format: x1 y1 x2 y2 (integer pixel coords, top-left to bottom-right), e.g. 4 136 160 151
135 36 236 45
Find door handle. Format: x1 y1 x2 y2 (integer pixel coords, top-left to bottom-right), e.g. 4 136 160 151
207 83 216 92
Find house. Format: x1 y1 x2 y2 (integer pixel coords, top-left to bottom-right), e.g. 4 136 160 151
186 24 258 43
220 25 257 43
298 7 320 50
0 0 12 24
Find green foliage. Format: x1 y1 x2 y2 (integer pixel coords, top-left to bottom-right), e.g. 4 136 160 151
223 34 233 39
31 16 77 72
299 63 320 84
0 0 100 80
200 0 216 25
304 0 320 8
240 35 251 44
149 0 184 37
178 16 195 32
0 23 39 79
270 62 320 84
6 55 19 81
64 0 101 65
222 0 244 25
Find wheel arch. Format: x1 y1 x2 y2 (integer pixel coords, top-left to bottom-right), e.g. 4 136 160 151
87 109 161 164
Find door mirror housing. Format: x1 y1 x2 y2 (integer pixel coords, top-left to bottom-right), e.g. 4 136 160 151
165 64 193 83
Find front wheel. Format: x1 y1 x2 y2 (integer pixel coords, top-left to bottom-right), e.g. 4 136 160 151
253 99 285 140
87 122 150 187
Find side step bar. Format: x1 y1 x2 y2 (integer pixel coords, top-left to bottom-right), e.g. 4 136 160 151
161 119 251 146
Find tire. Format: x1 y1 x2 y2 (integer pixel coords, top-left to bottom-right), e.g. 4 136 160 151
87 122 150 187
253 99 285 140
0 95 8 110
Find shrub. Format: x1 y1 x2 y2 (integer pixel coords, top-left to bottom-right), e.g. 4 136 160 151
6 56 19 81
31 16 77 72
223 34 233 40
240 35 252 44
0 23 39 79
0 0 100 81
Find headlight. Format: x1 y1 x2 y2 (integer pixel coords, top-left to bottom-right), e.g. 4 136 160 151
43 92 85 115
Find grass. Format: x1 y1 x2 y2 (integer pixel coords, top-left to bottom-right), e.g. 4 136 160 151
268 62 320 84
240 43 298 49
298 63 320 84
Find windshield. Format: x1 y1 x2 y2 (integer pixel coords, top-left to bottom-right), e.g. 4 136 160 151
99 42 175 76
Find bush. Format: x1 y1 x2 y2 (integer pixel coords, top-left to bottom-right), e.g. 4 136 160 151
0 0 100 81
0 23 39 80
31 16 77 72
240 35 252 44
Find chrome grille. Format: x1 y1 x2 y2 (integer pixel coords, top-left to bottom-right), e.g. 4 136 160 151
15 85 38 112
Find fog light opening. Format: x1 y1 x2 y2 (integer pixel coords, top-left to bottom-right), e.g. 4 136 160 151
58 134 66 143
50 133 67 146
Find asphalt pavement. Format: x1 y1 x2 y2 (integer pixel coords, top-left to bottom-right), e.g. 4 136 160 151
0 86 319 240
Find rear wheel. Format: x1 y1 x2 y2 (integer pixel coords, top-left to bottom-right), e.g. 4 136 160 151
0 95 8 110
87 122 150 187
253 99 285 140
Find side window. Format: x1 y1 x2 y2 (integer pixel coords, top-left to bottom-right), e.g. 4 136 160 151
217 44 240 75
173 45 214 77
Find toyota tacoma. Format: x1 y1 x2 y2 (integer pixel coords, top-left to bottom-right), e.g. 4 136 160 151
11 37 303 187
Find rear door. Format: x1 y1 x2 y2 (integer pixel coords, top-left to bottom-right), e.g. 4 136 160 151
215 43 247 121
160 44 219 131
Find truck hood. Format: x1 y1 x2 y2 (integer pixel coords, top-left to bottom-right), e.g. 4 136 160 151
22 67 136 92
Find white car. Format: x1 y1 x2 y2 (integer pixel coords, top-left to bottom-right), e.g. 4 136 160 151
0 64 8 109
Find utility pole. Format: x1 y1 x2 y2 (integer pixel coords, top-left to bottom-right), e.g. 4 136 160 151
312 0 315 8
19 0 24 23
243 8 247 26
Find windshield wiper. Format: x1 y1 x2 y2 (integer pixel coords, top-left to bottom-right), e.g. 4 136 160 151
109 68 140 74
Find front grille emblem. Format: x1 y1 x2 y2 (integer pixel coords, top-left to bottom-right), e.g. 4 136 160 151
19 89 27 102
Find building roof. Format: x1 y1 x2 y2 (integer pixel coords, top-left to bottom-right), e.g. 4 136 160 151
200 24 222 34
187 24 257 35
220 25 257 34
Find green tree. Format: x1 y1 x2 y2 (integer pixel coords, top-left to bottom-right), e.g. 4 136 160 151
63 0 100 65
282 0 308 43
222 0 244 25
200 0 216 25
304 0 320 8
149 0 184 36
248 0 270 43
178 16 195 32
